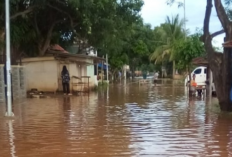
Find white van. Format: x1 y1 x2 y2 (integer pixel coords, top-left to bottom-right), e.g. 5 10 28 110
185 66 216 92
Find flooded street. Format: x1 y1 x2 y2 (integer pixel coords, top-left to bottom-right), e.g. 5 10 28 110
1 80 232 157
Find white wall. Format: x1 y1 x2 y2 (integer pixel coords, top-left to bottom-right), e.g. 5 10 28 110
22 56 96 92
58 62 79 91
22 57 58 91
87 65 96 86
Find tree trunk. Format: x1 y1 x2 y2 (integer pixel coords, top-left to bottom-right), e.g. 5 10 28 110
37 20 60 56
38 39 51 56
131 66 135 80
112 70 116 82
38 34 53 56
205 45 232 111
172 60 175 79
202 0 232 111
218 49 232 111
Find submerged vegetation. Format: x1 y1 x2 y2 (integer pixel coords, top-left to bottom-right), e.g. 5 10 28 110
93 81 109 91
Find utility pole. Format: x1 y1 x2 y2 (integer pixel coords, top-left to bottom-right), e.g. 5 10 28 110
106 54 109 83
5 0 14 117
183 0 186 39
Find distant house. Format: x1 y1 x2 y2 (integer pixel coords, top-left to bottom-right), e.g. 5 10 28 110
20 44 104 92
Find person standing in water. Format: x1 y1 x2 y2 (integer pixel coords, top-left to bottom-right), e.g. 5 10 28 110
153 71 159 86
190 74 197 87
61 65 72 95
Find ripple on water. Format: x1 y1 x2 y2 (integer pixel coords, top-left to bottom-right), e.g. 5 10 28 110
0 84 231 157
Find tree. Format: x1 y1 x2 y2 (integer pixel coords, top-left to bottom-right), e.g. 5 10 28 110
0 0 40 60
0 0 79 58
88 0 146 77
124 22 155 79
150 15 185 77
202 0 230 111
0 0 145 61
167 0 232 111
108 52 128 80
173 33 205 79
1 0 155 81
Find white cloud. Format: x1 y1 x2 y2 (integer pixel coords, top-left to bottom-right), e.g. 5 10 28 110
141 0 224 49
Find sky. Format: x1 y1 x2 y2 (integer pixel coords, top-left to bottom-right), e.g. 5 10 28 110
141 0 224 49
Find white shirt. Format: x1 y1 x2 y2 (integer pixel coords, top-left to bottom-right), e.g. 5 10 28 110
154 72 159 80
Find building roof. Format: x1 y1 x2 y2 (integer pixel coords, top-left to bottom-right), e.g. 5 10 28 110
47 44 105 63
47 49 105 63
49 44 69 53
20 44 105 65
192 57 208 66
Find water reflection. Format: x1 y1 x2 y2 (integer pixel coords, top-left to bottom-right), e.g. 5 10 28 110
8 120 16 157
0 80 232 156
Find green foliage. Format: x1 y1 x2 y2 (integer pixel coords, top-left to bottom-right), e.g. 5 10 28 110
173 33 205 70
93 81 109 91
139 63 157 73
166 0 184 8
147 63 156 72
109 52 128 70
140 64 148 72
124 22 156 73
1 0 197 76
0 0 145 58
132 40 149 55
97 81 109 87
150 15 185 63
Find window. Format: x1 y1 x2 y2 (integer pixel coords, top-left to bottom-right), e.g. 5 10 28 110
194 68 202 74
204 68 207 74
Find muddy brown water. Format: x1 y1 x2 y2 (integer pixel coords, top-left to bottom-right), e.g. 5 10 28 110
0 79 232 157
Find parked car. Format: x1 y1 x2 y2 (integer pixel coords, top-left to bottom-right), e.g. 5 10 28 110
184 66 216 94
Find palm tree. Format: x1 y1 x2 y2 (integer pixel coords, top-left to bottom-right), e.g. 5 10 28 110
150 14 185 77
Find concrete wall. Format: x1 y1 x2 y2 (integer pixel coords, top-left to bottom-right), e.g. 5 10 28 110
22 56 97 92
0 65 27 103
22 57 58 91
87 65 96 87
58 62 76 91
58 62 82 91
12 65 27 100
0 65 5 102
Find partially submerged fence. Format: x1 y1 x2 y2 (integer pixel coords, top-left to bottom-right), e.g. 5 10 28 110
0 65 27 103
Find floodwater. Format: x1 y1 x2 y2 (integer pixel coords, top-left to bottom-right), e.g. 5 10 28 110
0 79 232 157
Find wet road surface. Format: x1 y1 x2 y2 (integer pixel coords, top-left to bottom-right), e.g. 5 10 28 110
0 80 232 157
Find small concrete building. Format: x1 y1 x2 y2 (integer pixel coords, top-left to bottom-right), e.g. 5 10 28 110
21 49 104 93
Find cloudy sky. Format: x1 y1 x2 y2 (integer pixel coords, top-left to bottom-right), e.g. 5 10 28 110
141 0 224 49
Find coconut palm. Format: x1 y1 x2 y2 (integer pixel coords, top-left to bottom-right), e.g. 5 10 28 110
150 14 185 77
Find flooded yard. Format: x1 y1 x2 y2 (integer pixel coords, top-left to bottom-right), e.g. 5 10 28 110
1 80 232 157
